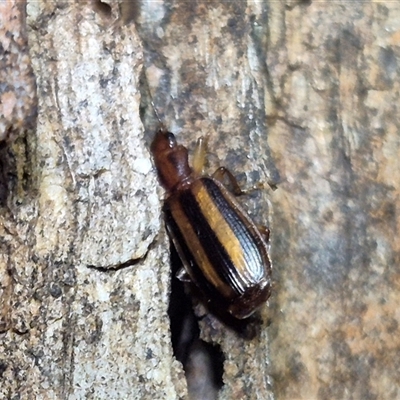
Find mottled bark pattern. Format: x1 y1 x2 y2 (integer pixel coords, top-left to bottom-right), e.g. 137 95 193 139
266 2 400 400
0 0 37 143
136 1 275 399
0 2 186 399
1 0 399 399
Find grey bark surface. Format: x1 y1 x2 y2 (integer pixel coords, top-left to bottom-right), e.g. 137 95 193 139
1 2 186 399
1 1 399 400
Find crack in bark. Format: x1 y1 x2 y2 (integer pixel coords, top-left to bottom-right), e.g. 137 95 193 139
85 241 154 272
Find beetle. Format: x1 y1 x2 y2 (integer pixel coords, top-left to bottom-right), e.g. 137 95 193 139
151 125 272 319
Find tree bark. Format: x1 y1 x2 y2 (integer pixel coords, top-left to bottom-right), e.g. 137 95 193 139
1 2 185 399
1 1 399 399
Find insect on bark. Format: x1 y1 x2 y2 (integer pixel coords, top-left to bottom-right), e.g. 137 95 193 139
151 125 272 319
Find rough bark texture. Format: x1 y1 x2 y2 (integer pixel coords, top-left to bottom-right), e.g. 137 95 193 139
135 2 275 399
1 1 399 400
1 2 186 399
266 3 400 400
0 0 37 144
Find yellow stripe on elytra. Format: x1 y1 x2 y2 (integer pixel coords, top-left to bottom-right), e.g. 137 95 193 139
193 180 248 293
169 195 234 297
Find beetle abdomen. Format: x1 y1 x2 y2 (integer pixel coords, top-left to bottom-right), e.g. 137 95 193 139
165 177 271 319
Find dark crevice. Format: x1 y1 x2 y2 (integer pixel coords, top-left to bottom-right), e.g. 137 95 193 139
274 115 308 131
286 0 312 11
0 145 9 207
86 245 152 272
12 327 30 335
168 245 224 400
0 361 7 378
91 0 112 19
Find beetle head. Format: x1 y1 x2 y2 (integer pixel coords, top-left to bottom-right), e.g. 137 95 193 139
151 125 193 192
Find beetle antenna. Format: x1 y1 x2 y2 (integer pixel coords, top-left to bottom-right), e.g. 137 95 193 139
150 99 162 124
123 6 165 129
138 58 165 130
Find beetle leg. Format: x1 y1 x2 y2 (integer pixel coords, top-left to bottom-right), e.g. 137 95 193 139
192 136 208 177
257 225 270 244
176 267 192 282
212 167 244 196
213 168 274 196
